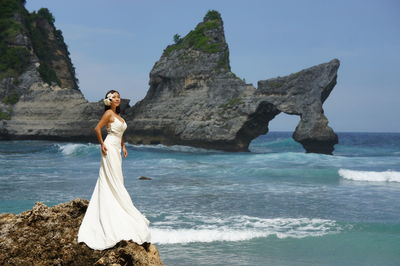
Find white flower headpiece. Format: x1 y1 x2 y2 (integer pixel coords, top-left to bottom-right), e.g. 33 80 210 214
103 92 114 106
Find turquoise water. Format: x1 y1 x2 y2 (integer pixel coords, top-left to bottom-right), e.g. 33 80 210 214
1 132 399 265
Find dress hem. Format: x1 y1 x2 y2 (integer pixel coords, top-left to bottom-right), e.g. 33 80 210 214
78 238 151 251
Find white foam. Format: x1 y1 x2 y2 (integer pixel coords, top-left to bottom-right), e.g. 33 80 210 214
338 168 400 183
55 143 95 155
150 228 267 244
150 215 341 244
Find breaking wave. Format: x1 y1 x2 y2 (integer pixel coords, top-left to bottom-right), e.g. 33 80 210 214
150 215 342 244
338 168 400 183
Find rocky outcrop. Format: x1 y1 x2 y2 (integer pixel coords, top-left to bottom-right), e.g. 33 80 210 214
0 198 163 266
257 59 339 154
0 2 79 120
29 11 79 90
0 6 340 154
1 82 98 141
0 81 131 141
124 11 339 154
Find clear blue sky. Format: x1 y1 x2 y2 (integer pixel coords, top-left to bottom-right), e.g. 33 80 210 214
26 0 399 132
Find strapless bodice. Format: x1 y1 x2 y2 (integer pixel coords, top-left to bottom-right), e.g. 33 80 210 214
106 117 127 139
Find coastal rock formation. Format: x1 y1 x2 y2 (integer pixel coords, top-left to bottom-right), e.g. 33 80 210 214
1 81 130 141
257 60 339 154
0 198 163 265
0 1 79 120
0 1 128 141
0 3 340 154
125 11 339 154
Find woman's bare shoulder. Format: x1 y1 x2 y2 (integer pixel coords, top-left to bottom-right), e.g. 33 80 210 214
102 110 114 121
103 109 114 116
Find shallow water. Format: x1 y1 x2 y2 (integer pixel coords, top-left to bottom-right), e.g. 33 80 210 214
1 132 399 265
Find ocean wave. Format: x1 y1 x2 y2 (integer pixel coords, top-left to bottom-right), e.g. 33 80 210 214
55 143 97 156
338 168 400 183
126 143 222 154
150 215 341 244
243 152 351 168
253 137 301 150
150 228 269 244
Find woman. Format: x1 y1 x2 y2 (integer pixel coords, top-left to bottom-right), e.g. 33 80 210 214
77 90 151 250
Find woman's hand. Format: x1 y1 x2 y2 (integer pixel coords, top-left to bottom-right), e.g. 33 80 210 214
122 146 128 158
101 143 108 156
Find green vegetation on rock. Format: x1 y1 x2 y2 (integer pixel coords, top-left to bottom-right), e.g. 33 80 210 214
29 8 77 87
203 10 222 22
216 49 230 71
29 9 62 86
34 7 55 24
290 70 301 79
163 10 225 55
0 46 30 77
0 0 26 20
173 34 182 44
267 79 285 89
0 2 78 93
0 110 11 120
2 92 20 105
219 97 244 109
0 0 29 79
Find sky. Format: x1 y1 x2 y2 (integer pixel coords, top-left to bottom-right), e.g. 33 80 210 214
25 0 400 132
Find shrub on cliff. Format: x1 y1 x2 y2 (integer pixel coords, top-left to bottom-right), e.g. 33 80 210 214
0 2 78 90
164 9 225 55
0 0 30 79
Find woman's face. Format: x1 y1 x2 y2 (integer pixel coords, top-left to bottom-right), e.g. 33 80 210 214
111 92 121 106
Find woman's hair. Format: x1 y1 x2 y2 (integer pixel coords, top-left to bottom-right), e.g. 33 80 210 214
104 89 121 114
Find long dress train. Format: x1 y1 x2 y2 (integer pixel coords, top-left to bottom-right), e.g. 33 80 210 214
77 116 151 250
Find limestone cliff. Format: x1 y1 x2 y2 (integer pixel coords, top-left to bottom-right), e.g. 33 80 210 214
0 5 340 154
0 199 163 265
0 1 125 141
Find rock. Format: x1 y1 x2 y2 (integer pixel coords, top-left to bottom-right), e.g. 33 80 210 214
1 7 340 154
0 81 131 141
139 176 153 180
0 82 99 141
0 198 163 266
0 3 79 127
257 59 340 154
124 10 340 154
93 240 159 266
31 14 79 90
0 2 42 101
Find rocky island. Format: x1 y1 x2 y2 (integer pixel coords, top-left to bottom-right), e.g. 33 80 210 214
0 1 339 154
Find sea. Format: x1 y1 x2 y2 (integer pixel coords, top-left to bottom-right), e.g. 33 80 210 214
0 132 399 266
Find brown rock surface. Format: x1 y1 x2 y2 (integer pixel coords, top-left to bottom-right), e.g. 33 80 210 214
0 198 163 266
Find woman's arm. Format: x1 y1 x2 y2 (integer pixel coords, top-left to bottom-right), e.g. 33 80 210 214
94 110 112 155
121 135 128 158
121 135 126 148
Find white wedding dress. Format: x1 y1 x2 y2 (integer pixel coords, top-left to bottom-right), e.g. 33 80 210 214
77 116 151 250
